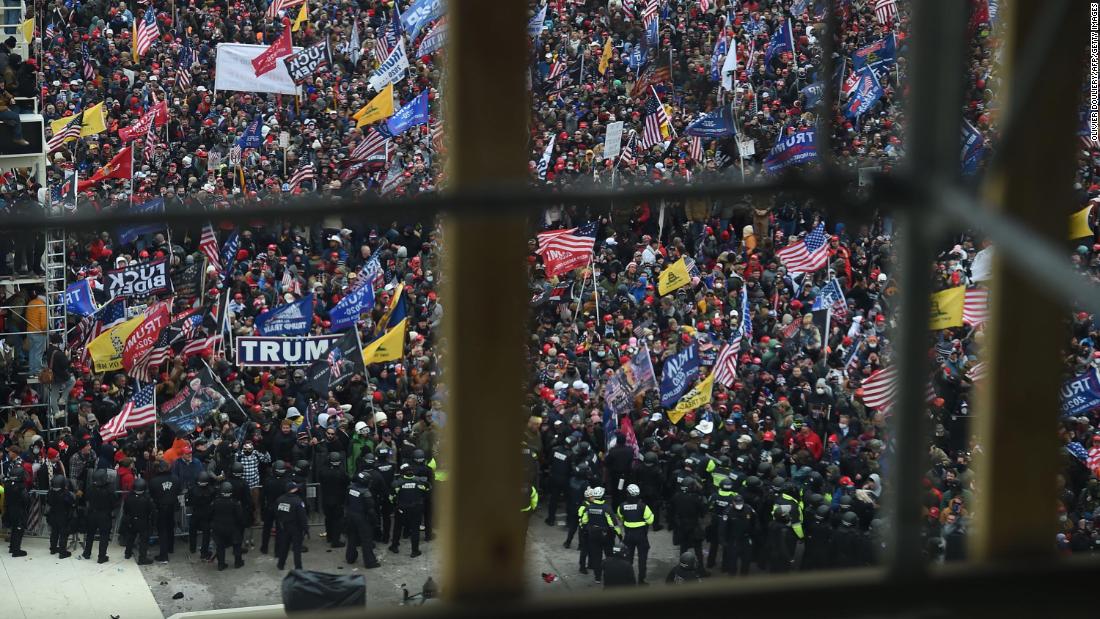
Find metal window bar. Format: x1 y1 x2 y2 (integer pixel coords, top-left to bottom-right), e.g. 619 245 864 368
0 0 1095 616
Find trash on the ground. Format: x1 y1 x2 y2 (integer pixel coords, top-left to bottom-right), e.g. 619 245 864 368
173 592 185 600
541 572 559 583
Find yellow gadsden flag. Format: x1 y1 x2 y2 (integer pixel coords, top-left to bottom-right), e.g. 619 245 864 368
292 2 309 32
88 315 144 373
81 101 107 137
668 373 715 424
658 257 691 295
1070 204 1094 239
928 286 965 331
21 18 33 44
598 37 613 75
362 318 407 365
354 83 395 128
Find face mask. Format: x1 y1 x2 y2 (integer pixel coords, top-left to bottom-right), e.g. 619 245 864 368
816 388 825 395
839 423 848 430
733 503 744 510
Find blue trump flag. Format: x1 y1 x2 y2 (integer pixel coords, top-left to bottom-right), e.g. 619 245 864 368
685 107 736 138
237 116 263 149
764 19 793 67
961 119 984 176
852 34 896 74
220 229 240 284
255 293 314 336
64 279 97 316
763 128 818 173
329 279 375 332
812 278 847 312
801 82 824 109
843 65 883 120
401 0 445 40
117 197 165 245
709 33 728 82
382 91 430 137
659 342 700 408
1062 368 1100 416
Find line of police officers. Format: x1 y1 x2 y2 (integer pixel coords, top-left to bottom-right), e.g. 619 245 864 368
538 434 877 585
3 447 439 572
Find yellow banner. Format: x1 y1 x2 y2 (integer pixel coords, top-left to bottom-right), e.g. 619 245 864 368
668 373 715 424
21 18 33 44
928 286 965 330
88 315 144 373
1070 205 1093 239
658 257 691 295
355 83 395 127
81 101 107 137
598 38 613 75
292 2 309 32
362 318 406 365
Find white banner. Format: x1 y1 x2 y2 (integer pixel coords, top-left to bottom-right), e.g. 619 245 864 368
604 121 624 160
236 334 342 366
368 38 409 92
214 43 303 95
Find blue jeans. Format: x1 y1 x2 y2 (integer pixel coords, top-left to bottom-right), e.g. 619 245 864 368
27 332 45 375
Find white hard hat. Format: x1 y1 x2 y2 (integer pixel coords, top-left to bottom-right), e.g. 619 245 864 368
355 421 369 434
584 487 594 499
317 413 329 429
374 411 387 424
591 486 605 499
626 484 640 496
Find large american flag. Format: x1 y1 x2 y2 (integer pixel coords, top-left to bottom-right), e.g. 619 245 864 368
136 8 159 58
372 8 401 64
860 366 937 412
874 0 899 25
47 114 83 153
963 287 989 327
775 222 829 274
82 43 95 81
143 111 158 162
351 128 388 161
712 338 738 387
177 43 197 91
200 223 222 274
182 333 221 359
288 163 316 189
640 86 671 149
266 0 305 19
536 222 598 256
100 384 157 442
641 0 659 31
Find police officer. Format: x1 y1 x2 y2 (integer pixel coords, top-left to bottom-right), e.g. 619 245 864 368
187 471 216 560
150 460 180 562
318 451 349 548
706 478 737 570
410 449 434 541
665 551 702 584
46 474 76 558
345 470 381 569
773 482 805 541
374 447 397 544
563 462 591 549
724 493 757 576
617 484 654 584
545 437 573 526
359 453 389 544
122 478 156 565
3 466 28 557
578 486 621 584
767 505 798 573
389 463 430 558
635 452 665 531
212 482 246 570
802 503 834 571
82 469 117 563
601 545 636 587
275 482 308 570
259 461 290 555
670 477 708 577
831 510 869 568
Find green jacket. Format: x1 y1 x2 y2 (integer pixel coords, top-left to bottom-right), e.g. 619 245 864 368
348 434 374 475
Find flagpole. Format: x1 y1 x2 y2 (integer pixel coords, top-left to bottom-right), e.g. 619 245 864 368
788 18 798 72
128 144 135 207
200 358 248 417
153 387 158 453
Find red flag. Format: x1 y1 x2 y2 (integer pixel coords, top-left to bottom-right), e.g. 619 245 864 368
619 414 640 460
122 301 171 374
78 146 133 190
119 101 169 142
252 28 293 77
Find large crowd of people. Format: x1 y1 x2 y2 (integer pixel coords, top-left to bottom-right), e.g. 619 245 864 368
0 0 1096 598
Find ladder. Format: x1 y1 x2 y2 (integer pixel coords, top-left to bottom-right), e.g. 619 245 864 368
44 227 66 348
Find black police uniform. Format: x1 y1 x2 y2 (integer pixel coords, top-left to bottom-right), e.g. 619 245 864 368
724 503 757 575
635 458 665 530
82 476 117 562
670 485 707 576
344 477 380 568
578 498 618 582
121 487 156 564
706 490 735 569
545 443 572 525
374 457 396 543
318 457 350 547
3 473 28 556
601 552 637 587
187 480 216 558
563 469 589 548
617 498 653 583
389 472 429 557
212 490 246 570
259 473 289 554
149 471 180 560
362 465 389 543
801 514 833 571
766 517 798 573
274 489 308 570
46 478 76 557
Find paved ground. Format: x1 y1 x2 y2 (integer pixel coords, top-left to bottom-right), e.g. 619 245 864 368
141 506 685 616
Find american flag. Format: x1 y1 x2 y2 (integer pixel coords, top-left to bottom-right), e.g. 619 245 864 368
100 384 157 442
267 0 305 19
963 287 989 327
967 361 987 383
229 144 243 165
288 163 316 189
1088 445 1100 474
775 222 829 274
430 117 444 152
620 0 635 20
132 322 173 383
712 338 739 387
640 86 671 149
45 22 56 42
620 130 637 166
143 111 158 162
47 114 83 153
641 0 659 31
328 346 344 381
82 43 95 81
177 43 197 91
688 136 702 162
281 267 301 295
536 222 598 256
351 128 388 161
200 223 223 274
136 8 159 58
859 366 936 412
182 333 221 359
727 281 752 357
80 298 128 363
548 59 567 81
179 313 203 342
874 0 899 25
372 9 400 64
